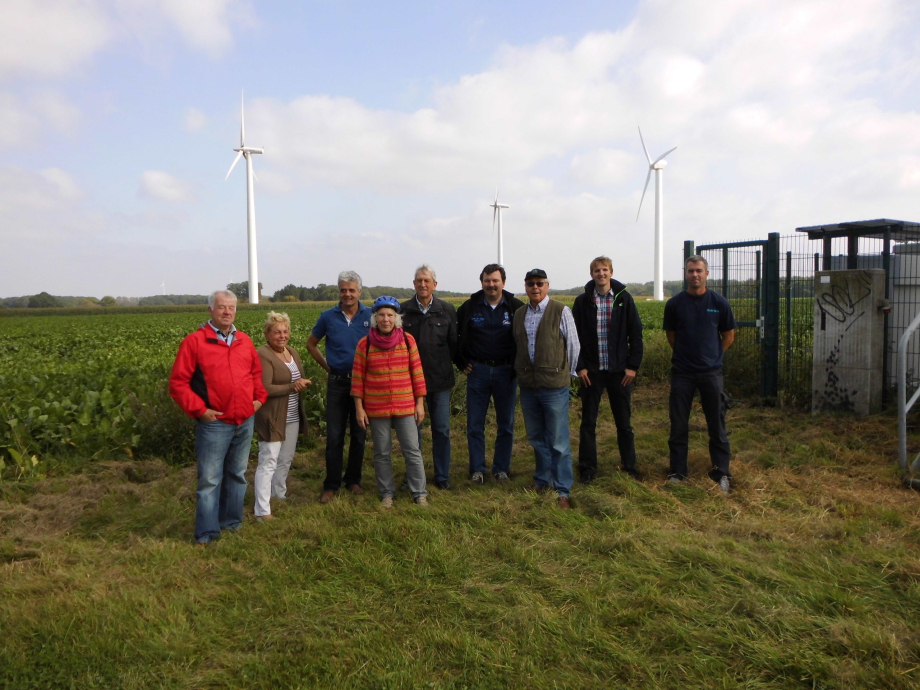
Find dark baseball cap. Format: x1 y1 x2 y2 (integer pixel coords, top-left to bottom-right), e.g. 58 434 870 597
524 268 548 281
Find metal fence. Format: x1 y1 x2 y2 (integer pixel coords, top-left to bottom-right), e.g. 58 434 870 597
688 228 920 408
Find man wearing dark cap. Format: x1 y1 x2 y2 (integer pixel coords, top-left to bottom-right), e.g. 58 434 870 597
512 268 581 509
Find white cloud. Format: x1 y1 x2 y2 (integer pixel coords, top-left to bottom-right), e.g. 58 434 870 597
0 90 80 147
184 107 207 132
0 0 111 78
570 149 636 187
138 170 195 203
40 168 82 200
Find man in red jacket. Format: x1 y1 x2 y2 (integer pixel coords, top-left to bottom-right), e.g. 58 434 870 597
169 290 268 545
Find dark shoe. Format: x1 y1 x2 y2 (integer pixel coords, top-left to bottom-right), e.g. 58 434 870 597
319 490 336 504
623 467 643 481
579 473 595 485
494 472 510 484
470 472 485 485
557 496 572 510
347 484 364 495
529 483 548 494
435 480 452 490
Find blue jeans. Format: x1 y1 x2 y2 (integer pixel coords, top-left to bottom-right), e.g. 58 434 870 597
417 388 452 483
324 374 367 491
466 363 517 477
519 386 574 497
195 415 254 543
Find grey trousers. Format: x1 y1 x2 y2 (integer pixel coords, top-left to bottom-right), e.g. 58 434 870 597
369 415 428 499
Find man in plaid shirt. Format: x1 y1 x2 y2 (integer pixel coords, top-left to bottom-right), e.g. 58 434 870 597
572 256 644 482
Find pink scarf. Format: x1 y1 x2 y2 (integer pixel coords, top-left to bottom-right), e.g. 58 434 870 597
369 327 404 350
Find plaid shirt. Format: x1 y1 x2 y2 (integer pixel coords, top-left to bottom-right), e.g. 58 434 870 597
595 289 614 370
523 296 580 377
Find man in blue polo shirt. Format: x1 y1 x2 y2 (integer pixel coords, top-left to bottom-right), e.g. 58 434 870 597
663 255 736 493
306 270 372 503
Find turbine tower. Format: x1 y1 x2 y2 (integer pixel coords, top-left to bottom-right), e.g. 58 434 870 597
225 90 264 304
490 190 510 266
635 127 677 301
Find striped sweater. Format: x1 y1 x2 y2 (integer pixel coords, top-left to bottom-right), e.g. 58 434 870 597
351 332 427 418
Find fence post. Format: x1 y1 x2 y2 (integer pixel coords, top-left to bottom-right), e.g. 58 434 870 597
683 240 695 292
762 232 781 399
722 246 729 297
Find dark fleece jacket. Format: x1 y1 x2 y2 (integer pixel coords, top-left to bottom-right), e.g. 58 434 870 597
572 279 643 373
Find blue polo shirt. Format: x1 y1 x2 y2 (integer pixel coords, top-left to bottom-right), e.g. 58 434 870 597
663 290 736 373
311 302 372 372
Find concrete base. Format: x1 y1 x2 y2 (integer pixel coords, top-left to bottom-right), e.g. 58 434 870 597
812 269 886 416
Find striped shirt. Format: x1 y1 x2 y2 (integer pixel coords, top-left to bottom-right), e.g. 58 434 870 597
285 359 301 424
351 333 427 418
207 320 236 346
595 289 615 371
523 296 581 377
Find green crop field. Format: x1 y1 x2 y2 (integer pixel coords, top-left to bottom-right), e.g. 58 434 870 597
0 300 669 479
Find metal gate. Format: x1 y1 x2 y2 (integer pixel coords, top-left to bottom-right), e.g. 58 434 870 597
685 233 780 400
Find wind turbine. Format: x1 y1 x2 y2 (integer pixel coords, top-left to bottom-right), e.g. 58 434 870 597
225 90 264 304
635 127 677 301
490 190 510 266
160 279 166 296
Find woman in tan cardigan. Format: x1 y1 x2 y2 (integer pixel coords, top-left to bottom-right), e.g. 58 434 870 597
254 312 311 518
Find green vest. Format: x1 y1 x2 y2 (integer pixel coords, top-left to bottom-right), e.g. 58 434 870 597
513 299 570 389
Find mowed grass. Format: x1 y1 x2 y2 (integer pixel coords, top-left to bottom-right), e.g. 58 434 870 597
2 384 920 689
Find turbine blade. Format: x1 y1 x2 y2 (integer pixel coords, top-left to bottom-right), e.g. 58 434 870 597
636 169 652 221
240 90 245 147
225 151 243 180
494 187 498 204
638 126 652 165
252 164 259 183
652 146 677 166
492 206 497 235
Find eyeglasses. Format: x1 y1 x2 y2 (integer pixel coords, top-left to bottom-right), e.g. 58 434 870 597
526 281 546 288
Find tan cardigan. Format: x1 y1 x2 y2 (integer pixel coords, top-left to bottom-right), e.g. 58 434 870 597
254 343 307 442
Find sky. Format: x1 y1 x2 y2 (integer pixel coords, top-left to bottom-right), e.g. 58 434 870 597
3 0 920 298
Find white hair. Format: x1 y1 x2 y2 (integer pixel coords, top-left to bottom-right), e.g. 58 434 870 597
370 309 403 329
337 271 363 291
414 264 436 282
209 290 238 309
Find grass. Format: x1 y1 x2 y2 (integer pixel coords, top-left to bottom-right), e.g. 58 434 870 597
2 383 920 688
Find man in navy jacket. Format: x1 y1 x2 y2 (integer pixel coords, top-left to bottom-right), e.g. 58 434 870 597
572 256 644 482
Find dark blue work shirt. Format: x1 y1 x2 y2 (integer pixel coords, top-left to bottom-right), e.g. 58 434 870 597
663 290 736 373
469 296 516 362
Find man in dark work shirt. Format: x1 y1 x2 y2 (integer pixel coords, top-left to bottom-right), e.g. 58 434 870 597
455 264 525 485
663 255 736 493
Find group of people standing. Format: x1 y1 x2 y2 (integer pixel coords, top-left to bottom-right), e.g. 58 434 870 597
169 255 735 546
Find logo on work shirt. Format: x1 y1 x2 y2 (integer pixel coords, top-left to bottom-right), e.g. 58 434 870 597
707 309 719 313
363 320 370 327
502 312 511 326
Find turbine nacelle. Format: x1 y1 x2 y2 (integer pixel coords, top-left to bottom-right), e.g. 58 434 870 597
652 160 668 170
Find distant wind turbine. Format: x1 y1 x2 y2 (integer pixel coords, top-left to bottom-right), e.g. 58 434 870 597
161 279 166 296
490 190 510 266
635 127 677 302
225 90 264 304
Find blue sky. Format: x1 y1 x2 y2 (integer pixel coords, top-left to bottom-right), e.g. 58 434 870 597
3 0 919 298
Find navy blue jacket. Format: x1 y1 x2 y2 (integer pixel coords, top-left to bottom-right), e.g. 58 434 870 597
572 279 644 373
455 289 525 371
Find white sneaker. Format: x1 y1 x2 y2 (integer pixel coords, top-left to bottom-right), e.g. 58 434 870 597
470 472 484 485
380 496 394 508
719 477 731 494
414 496 428 507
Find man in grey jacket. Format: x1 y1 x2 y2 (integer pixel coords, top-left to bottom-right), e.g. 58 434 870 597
400 265 459 490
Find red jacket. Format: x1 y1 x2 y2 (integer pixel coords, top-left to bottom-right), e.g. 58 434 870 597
169 325 268 425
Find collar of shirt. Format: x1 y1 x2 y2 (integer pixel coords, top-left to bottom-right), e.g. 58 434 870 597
207 320 236 345
527 295 550 313
334 301 368 324
416 295 433 314
595 288 614 303
481 294 507 309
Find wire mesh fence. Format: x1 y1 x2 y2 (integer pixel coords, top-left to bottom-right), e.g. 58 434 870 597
691 226 920 408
